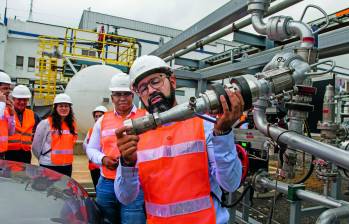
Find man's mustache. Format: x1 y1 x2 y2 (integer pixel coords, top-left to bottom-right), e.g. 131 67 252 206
148 92 166 105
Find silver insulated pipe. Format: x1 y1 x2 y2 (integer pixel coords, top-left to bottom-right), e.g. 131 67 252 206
248 0 314 48
253 98 349 171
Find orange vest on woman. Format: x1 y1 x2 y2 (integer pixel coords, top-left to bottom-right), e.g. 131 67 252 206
137 117 216 224
86 128 99 170
48 117 77 165
100 109 146 179
0 108 10 153
8 109 35 151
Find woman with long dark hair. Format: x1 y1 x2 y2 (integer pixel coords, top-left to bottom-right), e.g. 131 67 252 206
32 94 77 177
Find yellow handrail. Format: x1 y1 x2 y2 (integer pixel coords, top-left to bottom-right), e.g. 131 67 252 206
62 27 138 67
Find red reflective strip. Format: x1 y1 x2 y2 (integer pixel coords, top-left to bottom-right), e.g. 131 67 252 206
303 37 315 43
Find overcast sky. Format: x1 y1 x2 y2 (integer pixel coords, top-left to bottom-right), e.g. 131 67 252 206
1 0 348 31
1 0 349 70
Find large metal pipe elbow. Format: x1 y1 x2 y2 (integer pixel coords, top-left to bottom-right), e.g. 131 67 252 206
252 98 269 134
287 20 314 48
248 0 269 35
251 12 267 35
316 206 349 224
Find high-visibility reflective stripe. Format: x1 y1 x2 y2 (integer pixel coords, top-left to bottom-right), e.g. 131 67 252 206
0 136 8 142
137 140 205 163
101 129 116 137
8 140 32 144
21 141 32 145
51 149 73 155
51 130 72 135
8 140 20 143
14 131 32 137
145 196 211 217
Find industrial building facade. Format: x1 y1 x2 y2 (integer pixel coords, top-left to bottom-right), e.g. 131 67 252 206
0 10 237 82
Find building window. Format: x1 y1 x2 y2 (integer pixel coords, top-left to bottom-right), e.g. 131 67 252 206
28 57 36 72
16 56 24 69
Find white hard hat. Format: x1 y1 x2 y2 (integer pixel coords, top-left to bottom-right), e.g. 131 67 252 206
93 105 107 113
109 73 131 92
53 93 72 104
129 55 171 89
12 85 32 98
0 71 12 84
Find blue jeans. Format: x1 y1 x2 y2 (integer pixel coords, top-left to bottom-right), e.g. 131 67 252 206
96 176 146 224
121 189 146 224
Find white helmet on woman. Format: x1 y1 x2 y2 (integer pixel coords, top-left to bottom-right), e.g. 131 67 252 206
53 93 72 104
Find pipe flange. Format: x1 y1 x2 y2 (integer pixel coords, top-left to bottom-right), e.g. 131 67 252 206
267 16 293 41
247 0 270 14
252 170 269 193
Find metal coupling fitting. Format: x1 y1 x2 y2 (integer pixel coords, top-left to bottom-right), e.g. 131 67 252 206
247 0 270 14
266 16 293 41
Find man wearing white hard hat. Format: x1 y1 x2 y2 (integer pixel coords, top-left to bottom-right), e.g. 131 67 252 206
115 55 243 224
32 93 77 177
87 73 146 224
83 105 107 190
0 71 15 158
6 85 41 164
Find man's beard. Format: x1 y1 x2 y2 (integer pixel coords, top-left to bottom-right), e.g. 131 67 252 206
144 87 176 113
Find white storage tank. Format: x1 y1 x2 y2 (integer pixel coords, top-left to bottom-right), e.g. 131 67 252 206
65 65 121 134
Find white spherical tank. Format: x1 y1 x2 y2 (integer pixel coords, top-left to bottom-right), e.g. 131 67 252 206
65 65 121 134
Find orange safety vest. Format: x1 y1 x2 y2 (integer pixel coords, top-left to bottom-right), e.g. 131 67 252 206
8 109 35 151
0 107 10 153
137 117 216 224
100 109 146 179
48 117 77 165
86 128 99 170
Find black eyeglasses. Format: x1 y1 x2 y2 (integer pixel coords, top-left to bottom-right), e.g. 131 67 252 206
94 114 103 119
112 92 133 97
136 75 167 97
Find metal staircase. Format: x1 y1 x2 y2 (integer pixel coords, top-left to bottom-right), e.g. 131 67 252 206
34 36 62 106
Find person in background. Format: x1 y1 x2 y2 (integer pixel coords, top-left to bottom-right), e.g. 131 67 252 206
115 55 243 224
6 85 41 164
97 25 105 58
0 71 15 159
87 73 146 224
32 93 77 177
83 105 107 190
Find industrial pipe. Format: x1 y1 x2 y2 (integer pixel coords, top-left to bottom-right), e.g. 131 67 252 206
257 173 349 224
136 41 142 57
256 175 345 208
248 0 269 35
287 21 314 48
248 0 314 48
316 206 349 224
164 0 304 62
253 98 349 171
